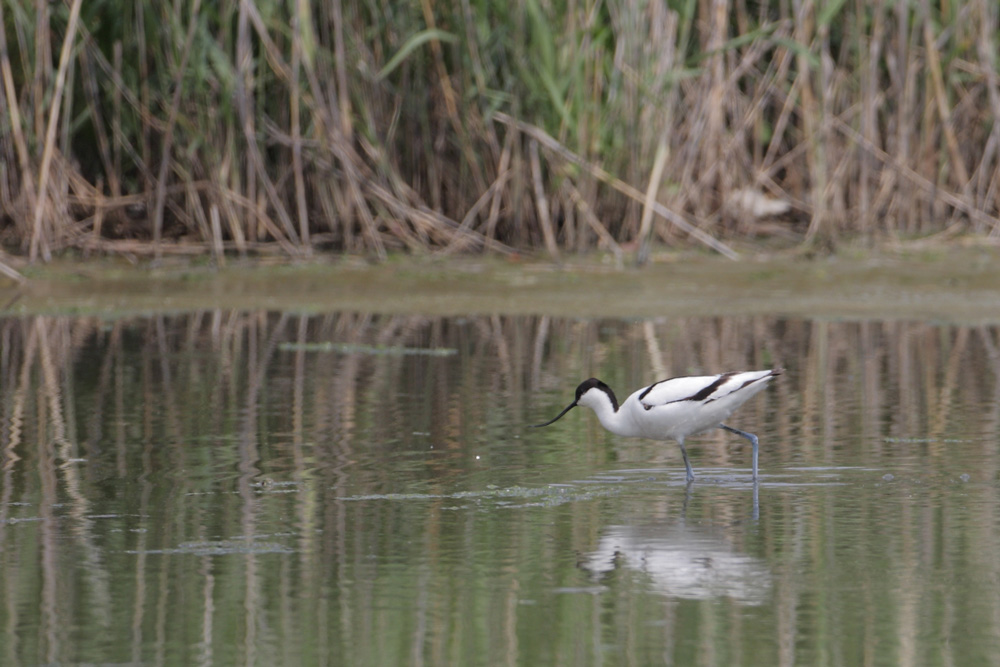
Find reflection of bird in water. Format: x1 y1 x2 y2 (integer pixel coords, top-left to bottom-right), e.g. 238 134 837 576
533 370 781 482
581 524 772 605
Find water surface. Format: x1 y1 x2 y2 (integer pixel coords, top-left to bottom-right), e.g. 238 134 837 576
0 312 998 665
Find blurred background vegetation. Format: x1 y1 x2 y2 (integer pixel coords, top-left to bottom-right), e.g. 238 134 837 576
1 0 999 266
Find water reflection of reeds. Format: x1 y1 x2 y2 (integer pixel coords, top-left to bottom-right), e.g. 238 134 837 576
0 313 998 664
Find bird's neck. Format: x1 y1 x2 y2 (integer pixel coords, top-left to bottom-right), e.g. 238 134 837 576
590 392 632 436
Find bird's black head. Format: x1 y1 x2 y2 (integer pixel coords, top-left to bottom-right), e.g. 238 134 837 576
575 378 618 411
532 378 618 429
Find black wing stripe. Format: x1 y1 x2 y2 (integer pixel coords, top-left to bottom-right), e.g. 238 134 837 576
638 377 671 402
687 372 735 402
640 372 737 408
704 374 766 404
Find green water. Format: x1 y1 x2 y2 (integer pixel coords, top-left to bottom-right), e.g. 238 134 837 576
0 312 998 665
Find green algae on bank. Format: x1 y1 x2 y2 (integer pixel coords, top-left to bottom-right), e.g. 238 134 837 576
1 248 999 322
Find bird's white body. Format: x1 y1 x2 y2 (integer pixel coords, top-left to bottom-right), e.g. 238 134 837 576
534 369 780 482
579 371 775 440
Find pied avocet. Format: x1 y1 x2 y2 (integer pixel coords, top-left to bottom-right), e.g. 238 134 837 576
532 369 781 482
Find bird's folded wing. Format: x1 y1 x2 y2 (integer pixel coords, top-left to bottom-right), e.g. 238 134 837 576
638 374 732 407
639 371 773 409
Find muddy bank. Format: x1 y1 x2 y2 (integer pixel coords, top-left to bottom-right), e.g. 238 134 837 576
1 249 998 322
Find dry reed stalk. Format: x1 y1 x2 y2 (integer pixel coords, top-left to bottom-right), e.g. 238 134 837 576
859 0 886 237
704 0 728 210
529 139 560 262
636 137 670 266
760 46 800 178
893 0 918 235
240 0 303 249
558 180 577 251
354 126 504 254
0 0 36 241
438 170 510 255
495 113 739 259
135 2 151 194
484 131 515 244
331 0 352 138
31 1 49 137
290 0 311 253
792 0 826 248
215 186 299 256
90 39 158 188
314 184 340 245
225 206 248 257
236 1 257 243
88 192 104 250
28 0 83 262
973 0 1000 234
79 48 117 199
210 204 225 264
377 212 425 253
0 253 24 284
111 42 123 197
151 0 203 258
363 178 508 254
417 0 486 197
920 0 970 191
346 168 386 259
562 180 623 260
833 117 1000 234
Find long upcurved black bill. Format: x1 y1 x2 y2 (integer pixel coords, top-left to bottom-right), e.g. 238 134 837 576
531 401 577 428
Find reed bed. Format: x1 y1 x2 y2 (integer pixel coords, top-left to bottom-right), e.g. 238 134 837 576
1 0 999 270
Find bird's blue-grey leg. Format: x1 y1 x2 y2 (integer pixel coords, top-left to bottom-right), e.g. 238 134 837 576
721 425 759 480
677 437 695 483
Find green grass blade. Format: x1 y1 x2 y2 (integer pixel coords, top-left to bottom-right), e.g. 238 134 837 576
377 29 458 80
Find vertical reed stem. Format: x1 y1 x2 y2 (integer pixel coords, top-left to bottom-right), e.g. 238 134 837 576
29 0 83 262
152 0 204 259
529 139 560 262
291 0 311 252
